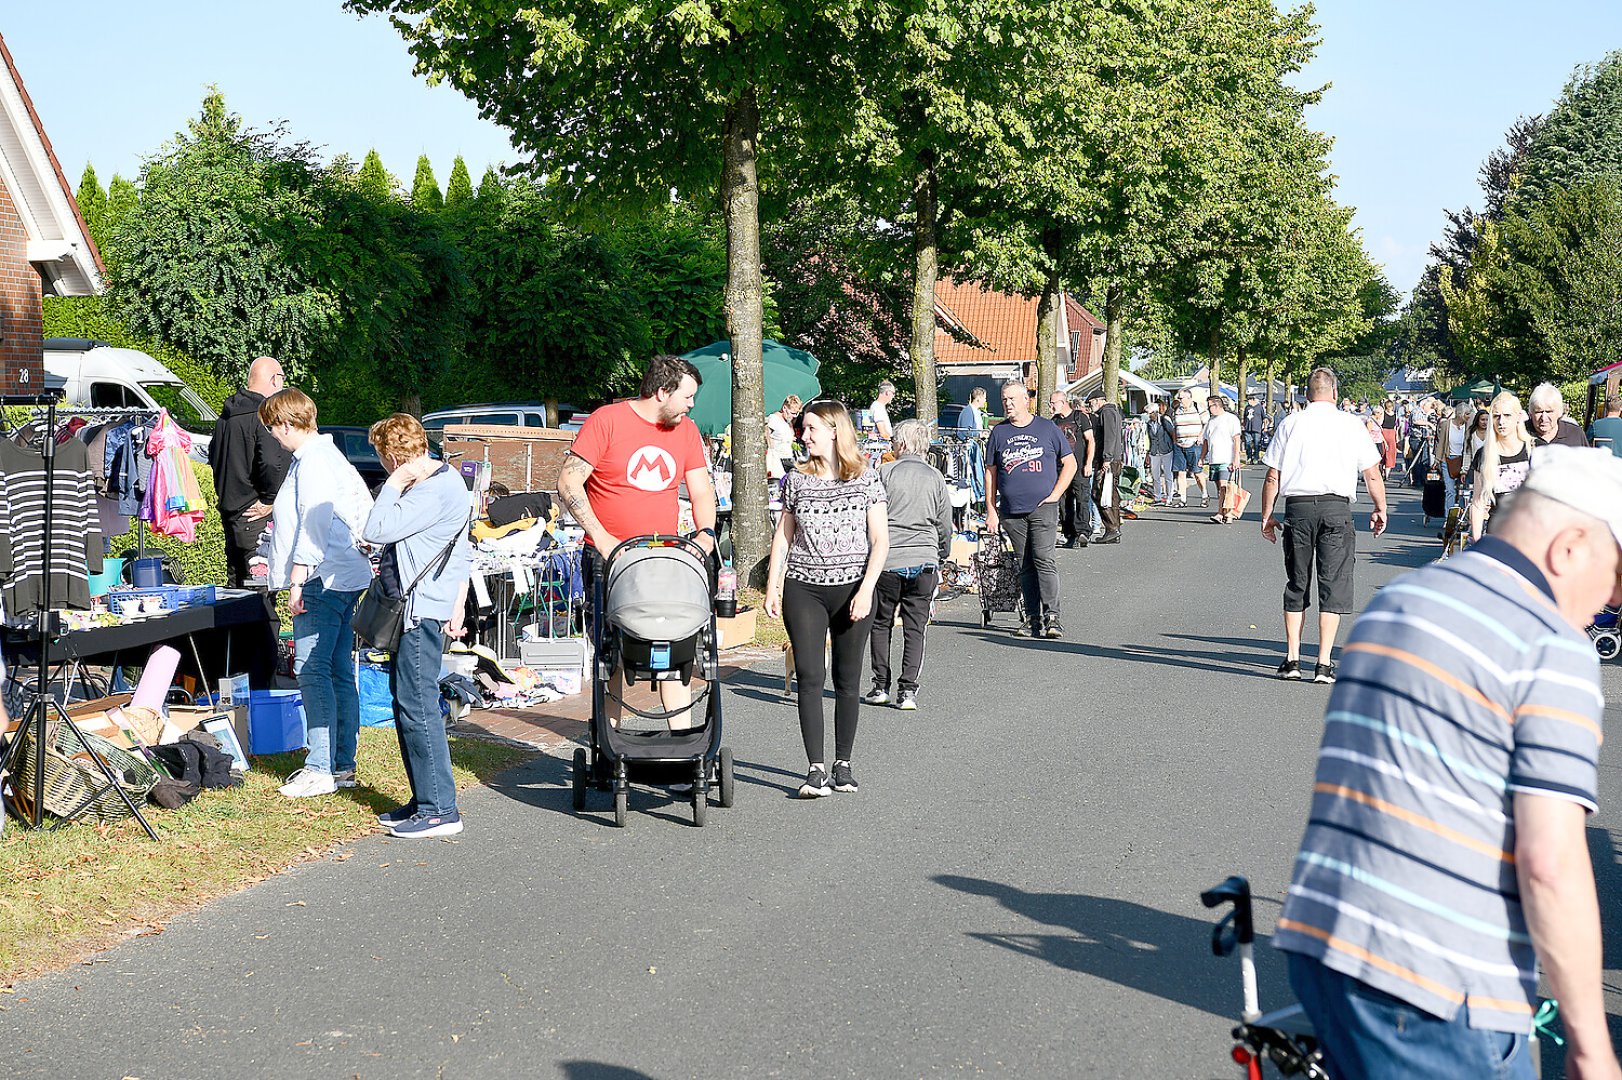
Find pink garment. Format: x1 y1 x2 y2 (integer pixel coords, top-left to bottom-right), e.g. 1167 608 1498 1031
144 412 205 542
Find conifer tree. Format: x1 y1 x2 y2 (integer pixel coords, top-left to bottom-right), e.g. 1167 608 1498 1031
444 155 474 209
76 163 109 254
357 149 396 201
411 154 443 211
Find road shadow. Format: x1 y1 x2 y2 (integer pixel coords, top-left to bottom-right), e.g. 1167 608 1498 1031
559 1061 660 1080
961 631 1290 683
933 873 1287 1021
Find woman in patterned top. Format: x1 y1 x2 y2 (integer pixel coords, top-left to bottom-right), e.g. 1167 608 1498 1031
765 399 889 798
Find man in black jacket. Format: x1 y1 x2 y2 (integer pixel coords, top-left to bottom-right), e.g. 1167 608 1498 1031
209 356 291 586
1087 390 1125 544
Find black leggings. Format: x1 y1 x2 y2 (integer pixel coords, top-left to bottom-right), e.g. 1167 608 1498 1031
784 577 875 764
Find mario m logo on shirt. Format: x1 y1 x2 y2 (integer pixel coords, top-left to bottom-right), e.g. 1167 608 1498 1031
626 446 678 491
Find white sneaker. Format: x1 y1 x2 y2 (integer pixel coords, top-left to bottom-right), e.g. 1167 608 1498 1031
279 768 338 798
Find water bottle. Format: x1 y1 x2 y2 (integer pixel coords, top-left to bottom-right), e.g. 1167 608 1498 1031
716 559 738 619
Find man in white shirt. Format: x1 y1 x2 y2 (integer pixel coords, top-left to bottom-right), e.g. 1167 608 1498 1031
1202 396 1244 524
870 380 897 440
1258 367 1388 684
766 394 802 480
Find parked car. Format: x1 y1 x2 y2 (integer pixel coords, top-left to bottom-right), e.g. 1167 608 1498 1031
319 425 441 494
44 338 218 461
420 401 583 435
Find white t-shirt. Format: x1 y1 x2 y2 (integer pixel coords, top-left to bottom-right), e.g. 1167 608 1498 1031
1263 401 1381 501
1203 412 1243 466
870 399 892 438
766 412 795 479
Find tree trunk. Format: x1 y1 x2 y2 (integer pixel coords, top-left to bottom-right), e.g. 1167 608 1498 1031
403 391 422 417
1207 320 1222 410
1235 345 1249 426
722 87 770 587
908 154 940 427
1035 229 1063 416
1102 280 1125 406
1264 352 1275 413
544 396 559 428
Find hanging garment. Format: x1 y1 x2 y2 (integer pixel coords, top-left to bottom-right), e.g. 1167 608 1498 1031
0 437 105 614
144 411 206 541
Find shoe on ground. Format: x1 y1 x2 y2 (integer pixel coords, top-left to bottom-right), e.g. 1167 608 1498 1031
1042 617 1063 639
831 761 859 793
1208 513 1225 524
388 809 464 838
1096 531 1121 545
896 689 918 711
798 765 833 798
1277 659 1302 680
861 687 891 706
1012 620 1037 637
334 769 358 789
378 801 417 826
1202 495 1211 508
279 768 338 798
1313 662 1337 685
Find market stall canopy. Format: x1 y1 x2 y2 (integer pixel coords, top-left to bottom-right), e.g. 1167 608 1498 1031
1446 378 1498 400
679 340 822 435
1064 367 1168 399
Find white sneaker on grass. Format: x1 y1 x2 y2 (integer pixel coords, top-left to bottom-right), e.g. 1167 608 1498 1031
279 768 338 798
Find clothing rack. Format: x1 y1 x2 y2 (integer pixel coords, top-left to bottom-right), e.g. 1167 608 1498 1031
26 404 160 560
0 390 157 837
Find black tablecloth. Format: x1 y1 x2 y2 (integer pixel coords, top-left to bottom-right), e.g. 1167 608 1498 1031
6 592 278 690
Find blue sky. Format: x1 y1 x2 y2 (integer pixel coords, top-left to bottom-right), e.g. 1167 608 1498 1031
5 2 1620 298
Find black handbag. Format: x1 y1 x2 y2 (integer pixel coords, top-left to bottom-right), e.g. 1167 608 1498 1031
352 515 470 652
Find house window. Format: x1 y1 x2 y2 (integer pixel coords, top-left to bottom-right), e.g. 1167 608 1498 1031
1069 332 1083 372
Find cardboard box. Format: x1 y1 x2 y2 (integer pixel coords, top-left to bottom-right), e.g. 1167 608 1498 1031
716 606 758 650
949 536 978 567
67 693 137 746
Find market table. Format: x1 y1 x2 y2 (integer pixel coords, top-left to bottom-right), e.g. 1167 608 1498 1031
4 591 278 694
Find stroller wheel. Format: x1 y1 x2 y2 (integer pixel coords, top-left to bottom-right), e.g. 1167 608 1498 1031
1596 632 1622 661
613 787 628 828
571 748 588 811
717 747 736 808
692 786 708 827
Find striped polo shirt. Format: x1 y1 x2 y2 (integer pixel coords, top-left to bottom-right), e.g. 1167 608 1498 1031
1274 537 1603 1032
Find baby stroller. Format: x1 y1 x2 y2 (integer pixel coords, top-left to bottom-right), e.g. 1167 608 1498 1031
572 535 735 827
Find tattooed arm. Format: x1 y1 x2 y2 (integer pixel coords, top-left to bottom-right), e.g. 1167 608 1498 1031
557 452 619 552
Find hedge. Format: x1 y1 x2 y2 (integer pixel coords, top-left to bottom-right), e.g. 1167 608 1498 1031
41 295 231 412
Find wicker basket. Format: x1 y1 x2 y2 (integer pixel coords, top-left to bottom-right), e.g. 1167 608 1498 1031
9 721 162 824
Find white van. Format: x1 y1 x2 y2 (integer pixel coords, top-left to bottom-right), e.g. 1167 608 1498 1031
43 338 217 460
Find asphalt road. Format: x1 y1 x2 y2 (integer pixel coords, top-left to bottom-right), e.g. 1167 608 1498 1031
8 476 1622 1079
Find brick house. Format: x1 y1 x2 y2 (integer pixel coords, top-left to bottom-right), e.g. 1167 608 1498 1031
933 276 1105 408
0 33 103 396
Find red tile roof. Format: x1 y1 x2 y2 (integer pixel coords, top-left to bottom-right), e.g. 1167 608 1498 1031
933 276 1103 377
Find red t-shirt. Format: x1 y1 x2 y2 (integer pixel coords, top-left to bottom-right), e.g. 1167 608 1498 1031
570 400 709 544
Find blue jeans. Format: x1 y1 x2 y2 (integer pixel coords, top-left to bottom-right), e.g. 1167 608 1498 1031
293 578 362 776
1287 952 1534 1080
391 618 455 816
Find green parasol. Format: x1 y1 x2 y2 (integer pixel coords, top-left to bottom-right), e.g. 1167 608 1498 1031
679 339 822 435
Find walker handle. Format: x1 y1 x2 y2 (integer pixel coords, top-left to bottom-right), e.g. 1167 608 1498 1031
1201 875 1255 955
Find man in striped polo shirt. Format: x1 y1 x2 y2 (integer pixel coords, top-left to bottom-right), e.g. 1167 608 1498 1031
1277 444 1622 1079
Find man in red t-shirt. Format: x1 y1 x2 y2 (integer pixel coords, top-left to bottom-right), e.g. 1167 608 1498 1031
558 354 718 731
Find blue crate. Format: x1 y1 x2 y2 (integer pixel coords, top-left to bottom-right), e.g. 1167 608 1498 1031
248 690 307 755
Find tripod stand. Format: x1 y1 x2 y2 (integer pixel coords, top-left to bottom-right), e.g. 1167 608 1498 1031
0 390 156 838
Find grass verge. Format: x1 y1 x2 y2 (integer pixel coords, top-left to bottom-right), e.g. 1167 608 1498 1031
0 728 532 983
739 586 788 650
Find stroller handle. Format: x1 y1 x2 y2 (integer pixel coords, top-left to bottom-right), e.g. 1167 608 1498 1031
1201 875 1255 955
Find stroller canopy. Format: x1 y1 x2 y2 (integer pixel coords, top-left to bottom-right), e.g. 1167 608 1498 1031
604 546 712 642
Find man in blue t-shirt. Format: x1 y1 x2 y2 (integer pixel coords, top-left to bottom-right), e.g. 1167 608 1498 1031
985 379 1076 638
1589 394 1622 459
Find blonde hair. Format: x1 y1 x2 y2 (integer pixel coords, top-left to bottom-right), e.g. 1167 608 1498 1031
369 413 430 462
797 400 866 481
258 387 317 432
780 394 803 415
1474 391 1529 506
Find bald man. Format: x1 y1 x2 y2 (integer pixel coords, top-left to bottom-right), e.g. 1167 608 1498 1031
210 356 292 586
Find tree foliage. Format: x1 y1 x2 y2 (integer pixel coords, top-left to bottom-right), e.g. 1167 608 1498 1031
410 154 444 211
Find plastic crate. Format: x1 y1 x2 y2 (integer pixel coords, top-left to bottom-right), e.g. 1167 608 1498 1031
107 586 181 616
247 689 307 755
173 585 218 606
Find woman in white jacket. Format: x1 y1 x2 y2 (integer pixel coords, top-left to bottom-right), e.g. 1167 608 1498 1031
260 388 375 798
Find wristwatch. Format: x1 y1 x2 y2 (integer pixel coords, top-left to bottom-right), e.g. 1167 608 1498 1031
698 527 717 539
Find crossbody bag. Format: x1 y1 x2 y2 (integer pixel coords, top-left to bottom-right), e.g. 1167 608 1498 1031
352 510 472 653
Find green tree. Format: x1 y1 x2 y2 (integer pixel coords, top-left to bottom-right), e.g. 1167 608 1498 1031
106 92 337 382
347 0 912 582
1516 50 1622 207
476 166 505 205
76 164 108 257
357 149 396 201
445 155 474 210
411 154 444 211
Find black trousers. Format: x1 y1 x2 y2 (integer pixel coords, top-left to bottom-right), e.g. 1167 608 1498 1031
1060 466 1092 541
223 511 282 646
869 566 937 694
1282 496 1356 614
784 577 875 764
1092 461 1123 534
1001 501 1060 619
